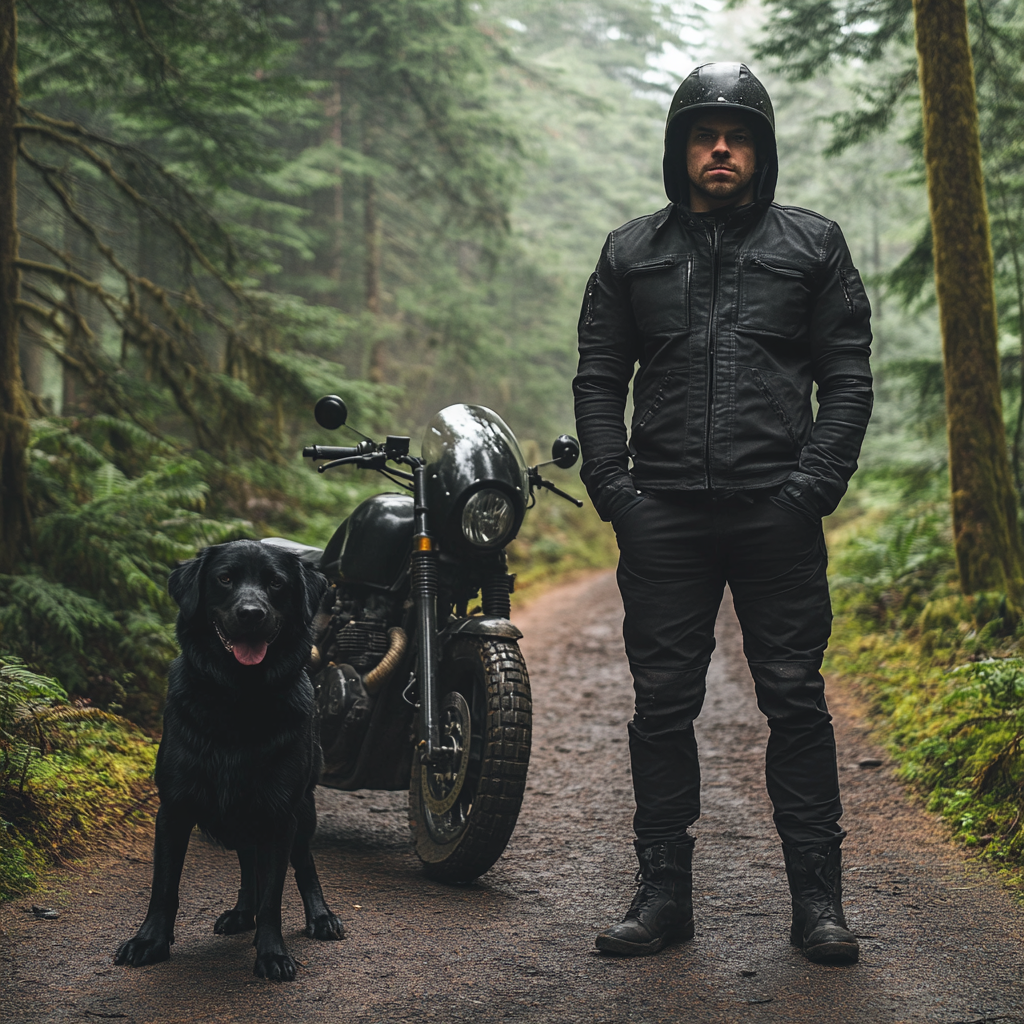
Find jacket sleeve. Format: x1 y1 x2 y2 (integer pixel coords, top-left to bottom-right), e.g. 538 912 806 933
572 235 645 523
776 222 873 520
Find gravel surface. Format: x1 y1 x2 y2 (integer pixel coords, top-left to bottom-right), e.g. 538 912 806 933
3 570 1024 1023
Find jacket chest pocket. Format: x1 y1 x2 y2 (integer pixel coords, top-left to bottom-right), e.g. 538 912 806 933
738 256 813 340
625 255 692 336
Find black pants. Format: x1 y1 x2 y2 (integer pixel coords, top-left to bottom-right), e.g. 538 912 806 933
614 490 844 849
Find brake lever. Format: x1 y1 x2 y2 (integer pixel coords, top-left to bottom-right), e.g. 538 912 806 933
535 476 584 507
317 452 388 473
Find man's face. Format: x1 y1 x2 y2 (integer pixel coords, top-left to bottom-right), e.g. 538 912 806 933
685 114 758 212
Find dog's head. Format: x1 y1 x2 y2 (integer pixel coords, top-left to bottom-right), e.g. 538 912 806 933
169 540 327 670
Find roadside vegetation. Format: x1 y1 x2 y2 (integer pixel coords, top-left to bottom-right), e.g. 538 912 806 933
0 656 156 899
826 471 1024 890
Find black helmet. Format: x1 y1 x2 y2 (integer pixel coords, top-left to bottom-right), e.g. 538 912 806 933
663 62 778 206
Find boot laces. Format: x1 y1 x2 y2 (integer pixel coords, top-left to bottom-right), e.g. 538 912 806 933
801 854 840 924
628 879 666 916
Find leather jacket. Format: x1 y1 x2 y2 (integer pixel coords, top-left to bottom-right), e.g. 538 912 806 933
573 199 873 525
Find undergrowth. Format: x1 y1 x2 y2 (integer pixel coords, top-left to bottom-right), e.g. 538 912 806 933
826 470 1024 889
0 656 157 900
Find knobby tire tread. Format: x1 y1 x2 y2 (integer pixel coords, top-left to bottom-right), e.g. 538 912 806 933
410 638 532 883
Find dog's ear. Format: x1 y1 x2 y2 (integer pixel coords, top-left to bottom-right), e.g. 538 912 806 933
300 562 329 625
168 547 210 619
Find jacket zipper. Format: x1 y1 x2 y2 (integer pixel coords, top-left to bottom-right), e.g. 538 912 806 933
839 268 855 313
750 257 804 279
584 274 596 325
624 256 678 275
702 222 723 489
685 257 693 327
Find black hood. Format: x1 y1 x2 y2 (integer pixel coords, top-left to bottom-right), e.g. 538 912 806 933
663 62 778 206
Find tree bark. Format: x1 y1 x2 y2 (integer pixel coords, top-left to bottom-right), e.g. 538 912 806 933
913 0 1024 600
0 0 31 571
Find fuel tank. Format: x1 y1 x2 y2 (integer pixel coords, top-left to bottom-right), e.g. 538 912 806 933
321 492 414 590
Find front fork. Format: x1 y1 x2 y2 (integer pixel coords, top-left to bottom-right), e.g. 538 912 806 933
411 460 442 765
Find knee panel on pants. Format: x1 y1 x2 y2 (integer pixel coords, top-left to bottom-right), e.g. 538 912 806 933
749 661 831 729
629 666 709 740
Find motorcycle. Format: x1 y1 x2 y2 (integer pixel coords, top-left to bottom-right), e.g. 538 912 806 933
262 395 581 882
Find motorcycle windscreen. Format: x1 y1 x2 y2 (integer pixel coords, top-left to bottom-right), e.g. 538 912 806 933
421 404 530 546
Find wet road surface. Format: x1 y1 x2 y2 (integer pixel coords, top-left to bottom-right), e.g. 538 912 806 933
3 571 1023 1022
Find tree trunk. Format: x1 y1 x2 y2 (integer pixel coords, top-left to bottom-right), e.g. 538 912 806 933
913 0 1024 601
326 75 344 285
363 123 385 382
0 0 30 572
364 173 380 317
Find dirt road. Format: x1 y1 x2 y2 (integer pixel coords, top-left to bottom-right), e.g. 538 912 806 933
3 571 1024 1023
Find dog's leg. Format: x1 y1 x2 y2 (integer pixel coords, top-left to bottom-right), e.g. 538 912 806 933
114 805 193 966
214 846 257 934
292 791 345 941
252 816 299 980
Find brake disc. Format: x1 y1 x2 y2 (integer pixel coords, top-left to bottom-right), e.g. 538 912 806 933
421 690 472 815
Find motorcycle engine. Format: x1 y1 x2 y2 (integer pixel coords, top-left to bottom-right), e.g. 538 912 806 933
331 618 389 672
325 590 393 674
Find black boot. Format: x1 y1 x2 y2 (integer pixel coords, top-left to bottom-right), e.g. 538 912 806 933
595 840 695 956
783 841 859 964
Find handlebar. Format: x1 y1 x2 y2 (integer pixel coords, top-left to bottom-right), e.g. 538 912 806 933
304 436 415 477
302 444 364 460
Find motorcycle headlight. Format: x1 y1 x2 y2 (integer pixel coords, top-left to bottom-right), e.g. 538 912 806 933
461 488 515 548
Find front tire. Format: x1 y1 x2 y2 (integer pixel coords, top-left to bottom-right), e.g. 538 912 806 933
409 637 531 882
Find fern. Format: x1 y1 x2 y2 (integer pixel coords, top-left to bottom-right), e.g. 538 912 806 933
830 502 955 627
3 417 253 724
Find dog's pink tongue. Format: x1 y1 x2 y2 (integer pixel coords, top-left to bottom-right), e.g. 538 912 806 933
233 640 268 666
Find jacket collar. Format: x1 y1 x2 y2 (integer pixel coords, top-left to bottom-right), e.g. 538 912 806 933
672 196 770 232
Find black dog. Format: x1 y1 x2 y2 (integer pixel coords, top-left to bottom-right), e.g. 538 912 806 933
115 540 344 980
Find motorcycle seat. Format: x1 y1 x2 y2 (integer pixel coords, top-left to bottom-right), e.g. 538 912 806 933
260 536 325 568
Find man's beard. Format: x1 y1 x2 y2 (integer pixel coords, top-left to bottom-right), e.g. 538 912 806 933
691 169 754 202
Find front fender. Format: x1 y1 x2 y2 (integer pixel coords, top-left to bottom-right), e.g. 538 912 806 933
440 615 523 643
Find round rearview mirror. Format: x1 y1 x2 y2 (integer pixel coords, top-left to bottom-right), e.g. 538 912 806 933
314 394 348 431
551 434 580 469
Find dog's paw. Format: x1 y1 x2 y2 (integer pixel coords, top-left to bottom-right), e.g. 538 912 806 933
306 913 345 941
214 909 255 935
114 935 170 967
253 951 297 981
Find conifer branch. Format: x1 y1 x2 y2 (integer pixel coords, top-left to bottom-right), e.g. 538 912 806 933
121 0 181 82
15 122 241 294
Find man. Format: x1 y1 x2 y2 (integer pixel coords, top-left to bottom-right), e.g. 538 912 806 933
573 62 872 964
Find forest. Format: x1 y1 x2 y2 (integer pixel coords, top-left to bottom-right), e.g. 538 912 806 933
2 0 1024 900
